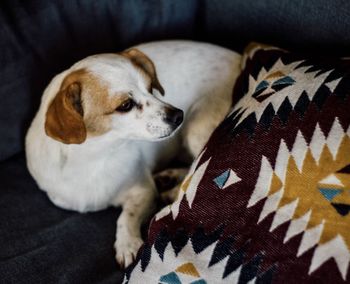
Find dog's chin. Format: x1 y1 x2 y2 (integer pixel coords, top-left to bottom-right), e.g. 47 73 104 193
149 131 175 141
147 124 181 141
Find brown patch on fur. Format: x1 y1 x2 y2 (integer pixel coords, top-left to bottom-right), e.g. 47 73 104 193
45 71 86 144
45 69 129 143
121 48 165 96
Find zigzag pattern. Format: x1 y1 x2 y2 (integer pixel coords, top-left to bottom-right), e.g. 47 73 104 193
247 119 350 279
229 57 344 131
126 46 350 283
125 227 276 284
155 150 210 221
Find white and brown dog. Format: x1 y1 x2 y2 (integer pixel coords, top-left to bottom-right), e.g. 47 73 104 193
25 41 241 267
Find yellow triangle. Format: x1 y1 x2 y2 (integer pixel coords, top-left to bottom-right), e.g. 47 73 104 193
181 175 192 193
266 71 285 80
175 262 200 277
269 172 283 195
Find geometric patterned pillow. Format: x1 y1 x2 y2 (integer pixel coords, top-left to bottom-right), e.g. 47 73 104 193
124 43 350 283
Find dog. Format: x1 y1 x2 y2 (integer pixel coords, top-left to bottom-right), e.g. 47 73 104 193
25 40 241 267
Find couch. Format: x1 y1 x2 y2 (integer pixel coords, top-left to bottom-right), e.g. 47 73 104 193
1 1 350 283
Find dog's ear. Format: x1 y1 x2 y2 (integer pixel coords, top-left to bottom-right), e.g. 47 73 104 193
45 78 87 144
121 48 165 96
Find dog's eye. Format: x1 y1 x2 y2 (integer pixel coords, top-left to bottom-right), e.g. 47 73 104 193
116 99 135 112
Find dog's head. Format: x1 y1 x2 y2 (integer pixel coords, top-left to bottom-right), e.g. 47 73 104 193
45 49 184 144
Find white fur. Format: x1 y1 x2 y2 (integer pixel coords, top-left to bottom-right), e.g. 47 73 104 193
25 40 241 267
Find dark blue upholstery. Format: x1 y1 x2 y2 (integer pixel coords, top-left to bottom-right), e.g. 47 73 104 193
1 1 350 283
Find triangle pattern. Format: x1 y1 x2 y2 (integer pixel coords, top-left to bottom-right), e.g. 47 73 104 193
238 252 263 284
214 169 241 189
159 272 181 284
181 175 193 193
266 70 285 79
255 91 275 103
269 173 283 195
270 199 298 232
284 210 311 243
297 222 324 257
309 235 350 280
331 203 350 216
325 77 342 92
326 118 344 159
319 188 343 201
319 174 344 187
337 164 350 174
309 123 326 164
272 75 295 86
189 280 206 284
175 262 200 277
213 170 230 189
223 170 242 189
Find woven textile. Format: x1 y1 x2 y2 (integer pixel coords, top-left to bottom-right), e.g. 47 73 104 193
125 44 350 283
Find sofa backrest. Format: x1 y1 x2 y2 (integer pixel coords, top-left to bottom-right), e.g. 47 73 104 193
1 0 350 161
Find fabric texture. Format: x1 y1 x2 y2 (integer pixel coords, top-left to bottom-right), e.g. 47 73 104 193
125 44 350 283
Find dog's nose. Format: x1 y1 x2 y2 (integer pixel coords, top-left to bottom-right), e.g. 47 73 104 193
164 107 184 127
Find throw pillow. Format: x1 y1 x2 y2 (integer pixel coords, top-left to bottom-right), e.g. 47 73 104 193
125 43 350 283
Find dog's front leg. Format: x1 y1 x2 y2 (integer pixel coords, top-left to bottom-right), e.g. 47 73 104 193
154 168 189 204
113 175 157 268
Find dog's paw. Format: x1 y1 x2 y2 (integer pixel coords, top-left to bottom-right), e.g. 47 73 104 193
154 168 188 192
114 236 143 268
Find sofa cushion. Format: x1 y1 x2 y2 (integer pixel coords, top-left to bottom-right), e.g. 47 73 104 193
125 43 350 283
0 154 124 283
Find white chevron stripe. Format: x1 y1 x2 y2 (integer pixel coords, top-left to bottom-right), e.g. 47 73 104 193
291 130 308 172
283 210 311 243
248 156 273 208
270 199 299 232
309 123 326 164
225 265 242 284
155 205 171 221
325 77 342 93
309 235 350 280
258 189 283 224
274 139 290 181
171 190 184 220
185 158 210 208
297 221 324 257
326 118 344 160
170 151 209 220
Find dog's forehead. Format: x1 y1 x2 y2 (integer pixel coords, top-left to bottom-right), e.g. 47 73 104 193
73 54 149 95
